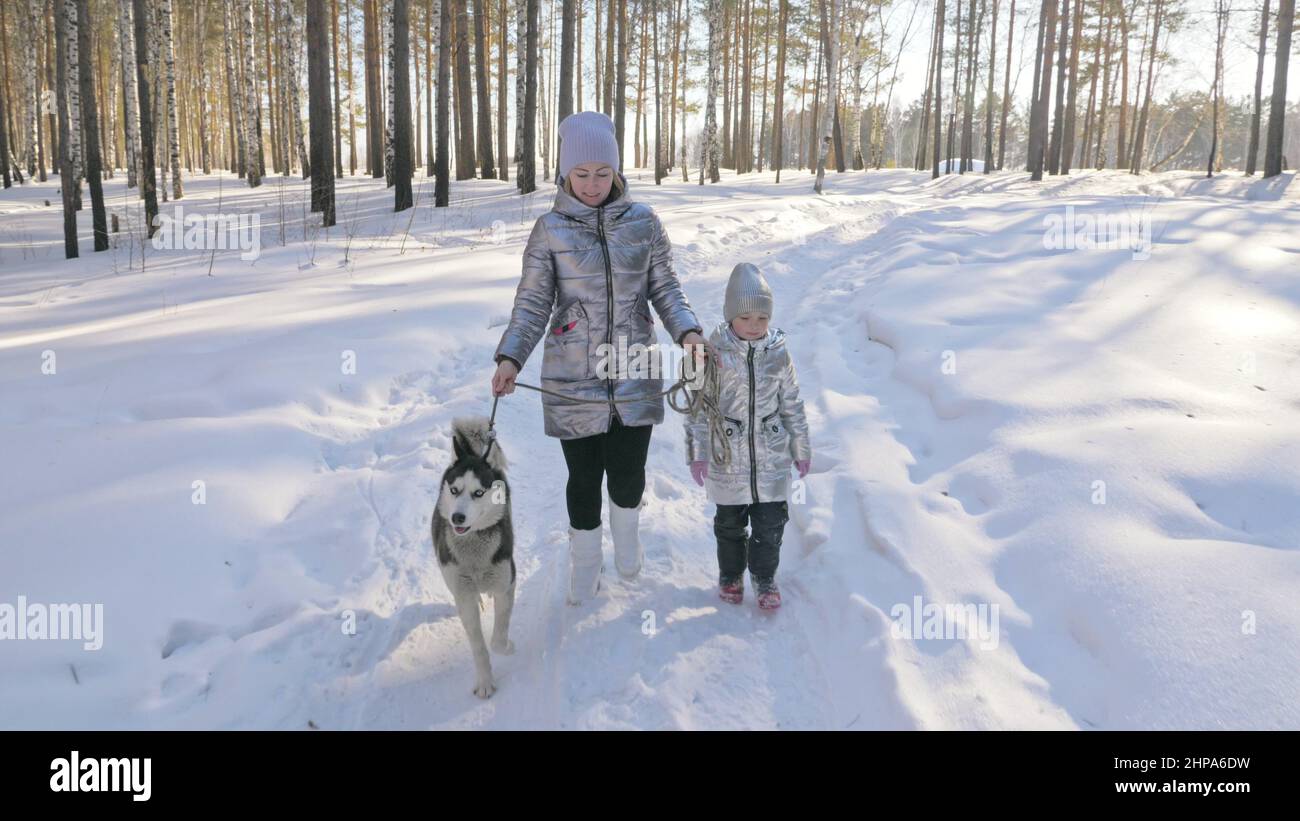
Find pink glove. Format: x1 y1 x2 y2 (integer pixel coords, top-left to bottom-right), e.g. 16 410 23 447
690 461 708 487
795 459 811 478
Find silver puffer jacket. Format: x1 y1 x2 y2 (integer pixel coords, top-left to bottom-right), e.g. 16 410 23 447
685 321 813 505
494 175 702 440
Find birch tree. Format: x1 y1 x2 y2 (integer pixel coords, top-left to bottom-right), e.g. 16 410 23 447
161 0 182 197
813 0 840 193
284 0 311 177
118 0 141 188
702 0 720 183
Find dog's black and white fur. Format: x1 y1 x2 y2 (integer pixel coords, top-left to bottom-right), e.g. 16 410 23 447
433 417 516 699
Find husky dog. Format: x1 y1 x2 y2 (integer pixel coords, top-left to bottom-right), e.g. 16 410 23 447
433 417 516 699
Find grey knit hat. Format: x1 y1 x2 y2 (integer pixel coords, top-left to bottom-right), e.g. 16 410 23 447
723 263 774 322
558 111 621 179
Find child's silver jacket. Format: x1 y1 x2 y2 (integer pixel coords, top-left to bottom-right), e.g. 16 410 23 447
494 177 702 439
685 321 812 505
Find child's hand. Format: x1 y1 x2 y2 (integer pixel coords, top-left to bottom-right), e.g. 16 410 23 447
690 461 708 486
795 459 811 478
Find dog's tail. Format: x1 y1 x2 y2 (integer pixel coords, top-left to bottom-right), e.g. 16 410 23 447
451 416 507 472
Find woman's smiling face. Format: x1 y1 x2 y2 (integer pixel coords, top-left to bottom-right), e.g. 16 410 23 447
569 162 615 206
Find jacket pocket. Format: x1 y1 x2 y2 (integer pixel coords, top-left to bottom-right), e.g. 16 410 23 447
714 416 745 465
761 410 792 469
542 300 592 381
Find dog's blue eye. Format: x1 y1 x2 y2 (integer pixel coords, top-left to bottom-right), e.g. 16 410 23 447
473 490 484 498
449 486 460 495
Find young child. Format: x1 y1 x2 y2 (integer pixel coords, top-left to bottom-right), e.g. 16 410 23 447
684 263 812 610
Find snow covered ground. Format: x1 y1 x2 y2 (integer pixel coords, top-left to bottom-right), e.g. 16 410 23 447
1 164 1297 730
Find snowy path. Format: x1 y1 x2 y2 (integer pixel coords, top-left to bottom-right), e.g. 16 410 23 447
2 167 1296 729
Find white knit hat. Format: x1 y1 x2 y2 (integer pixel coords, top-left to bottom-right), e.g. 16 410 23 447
558 111 621 179
724 263 774 322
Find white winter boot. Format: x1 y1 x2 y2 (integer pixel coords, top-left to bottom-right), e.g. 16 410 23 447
567 526 604 605
609 500 644 579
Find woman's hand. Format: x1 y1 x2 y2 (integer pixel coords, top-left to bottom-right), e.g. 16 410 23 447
795 459 811 479
681 330 708 369
492 359 520 397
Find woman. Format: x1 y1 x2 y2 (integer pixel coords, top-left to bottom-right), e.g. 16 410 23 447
490 111 706 605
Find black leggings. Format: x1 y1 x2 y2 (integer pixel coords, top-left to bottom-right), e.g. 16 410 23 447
559 416 653 531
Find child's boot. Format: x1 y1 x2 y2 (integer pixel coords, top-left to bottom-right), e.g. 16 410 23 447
754 576 782 610
719 576 744 604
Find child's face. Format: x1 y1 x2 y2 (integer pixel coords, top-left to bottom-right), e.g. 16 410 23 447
731 312 770 341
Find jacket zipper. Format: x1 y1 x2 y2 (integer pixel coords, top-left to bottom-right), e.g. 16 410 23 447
596 206 618 424
747 344 758 503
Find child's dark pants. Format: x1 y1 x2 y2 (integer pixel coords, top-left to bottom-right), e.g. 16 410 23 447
714 501 789 584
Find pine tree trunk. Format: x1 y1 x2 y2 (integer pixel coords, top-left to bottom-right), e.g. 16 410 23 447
1206 0 1227 177
959 0 978 174
346 0 357 174
0 48 9 187
614 0 626 167
1059 0 1082 173
1116 4 1129 169
772 0 785 180
364 0 381 176
1263 0 1293 178
307 0 337 221
332 0 344 176
984 0 998 173
393 0 413 208
54 0 76 256
514 0 525 185
702 0 720 183
1246 0 1270 175
1129 0 1162 174
721 1 731 168
436 0 451 201
454 0 475 178
653 0 664 182
679 0 691 179
1028 0 1056 180
931 0 944 178
519 0 537 193
497 0 507 181
539 0 549 178
473 0 495 178
1095 0 1115 168
75 0 105 249
1047 0 1069 174
756 0 771 172
559 0 574 176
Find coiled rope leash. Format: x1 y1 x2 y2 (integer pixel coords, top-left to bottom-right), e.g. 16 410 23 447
488 344 733 466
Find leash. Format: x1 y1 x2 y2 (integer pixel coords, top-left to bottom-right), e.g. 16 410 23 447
482 350 732 465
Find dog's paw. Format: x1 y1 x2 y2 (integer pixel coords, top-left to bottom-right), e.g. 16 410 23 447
491 637 515 655
473 678 497 699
